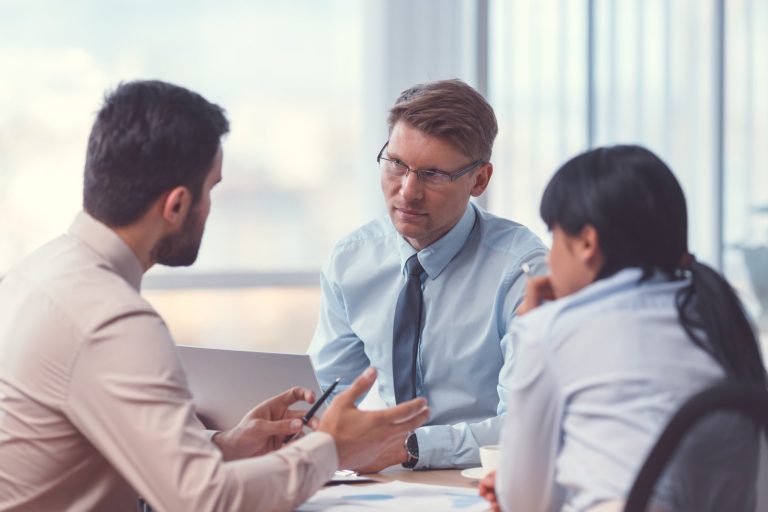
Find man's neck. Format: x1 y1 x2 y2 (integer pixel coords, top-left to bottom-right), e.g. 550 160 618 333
112 224 157 273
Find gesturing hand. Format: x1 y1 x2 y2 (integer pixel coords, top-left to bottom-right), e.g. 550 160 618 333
318 367 430 471
214 387 318 461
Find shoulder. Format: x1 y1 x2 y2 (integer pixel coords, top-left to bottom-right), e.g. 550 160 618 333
511 269 677 354
8 235 158 337
325 216 397 264
472 207 548 261
332 216 393 249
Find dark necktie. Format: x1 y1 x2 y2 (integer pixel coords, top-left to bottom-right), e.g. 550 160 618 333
392 254 425 403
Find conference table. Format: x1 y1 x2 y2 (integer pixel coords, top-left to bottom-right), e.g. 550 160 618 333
314 468 626 512
369 465 477 488
295 465 487 511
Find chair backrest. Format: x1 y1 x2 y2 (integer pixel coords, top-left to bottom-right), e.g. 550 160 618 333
624 381 768 512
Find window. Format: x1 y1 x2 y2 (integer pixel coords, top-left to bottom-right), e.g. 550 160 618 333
3 0 765 351
723 0 768 338
489 0 767 348
0 0 371 351
0 0 368 273
488 0 588 239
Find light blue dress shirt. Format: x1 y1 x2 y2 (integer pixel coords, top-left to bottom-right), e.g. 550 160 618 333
308 203 548 468
496 268 760 511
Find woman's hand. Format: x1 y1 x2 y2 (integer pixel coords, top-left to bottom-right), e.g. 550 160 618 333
478 470 501 512
516 275 556 316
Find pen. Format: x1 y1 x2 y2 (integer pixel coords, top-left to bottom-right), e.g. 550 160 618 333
284 377 341 444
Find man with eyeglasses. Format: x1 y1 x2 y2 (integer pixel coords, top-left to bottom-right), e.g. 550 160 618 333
308 79 548 471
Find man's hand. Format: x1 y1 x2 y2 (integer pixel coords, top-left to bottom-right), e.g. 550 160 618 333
516 274 555 316
353 432 408 474
478 470 501 512
213 387 318 461
318 367 429 471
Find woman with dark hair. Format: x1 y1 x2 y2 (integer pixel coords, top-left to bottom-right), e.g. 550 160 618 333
479 145 766 512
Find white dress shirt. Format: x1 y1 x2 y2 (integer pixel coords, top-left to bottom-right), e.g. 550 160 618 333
0 212 337 511
496 268 759 512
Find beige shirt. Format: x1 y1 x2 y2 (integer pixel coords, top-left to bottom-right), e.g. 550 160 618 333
0 212 338 511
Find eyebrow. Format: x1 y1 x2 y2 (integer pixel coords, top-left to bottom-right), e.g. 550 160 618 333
385 148 445 172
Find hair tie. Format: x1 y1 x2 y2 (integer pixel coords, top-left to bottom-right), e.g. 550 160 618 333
678 252 696 269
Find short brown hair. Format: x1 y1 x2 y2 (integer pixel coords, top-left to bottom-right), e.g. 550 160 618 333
387 79 498 162
84 80 229 227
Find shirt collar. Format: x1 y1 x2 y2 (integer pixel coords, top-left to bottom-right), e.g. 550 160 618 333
396 203 478 280
68 211 144 291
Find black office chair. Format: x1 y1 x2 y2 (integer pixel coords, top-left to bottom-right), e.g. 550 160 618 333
624 381 768 512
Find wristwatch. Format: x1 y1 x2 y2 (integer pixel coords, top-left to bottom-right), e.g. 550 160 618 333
402 431 419 469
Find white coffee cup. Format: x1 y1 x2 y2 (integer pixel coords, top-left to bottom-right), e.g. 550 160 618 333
479 444 501 475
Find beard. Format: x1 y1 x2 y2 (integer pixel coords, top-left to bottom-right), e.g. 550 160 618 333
151 207 205 267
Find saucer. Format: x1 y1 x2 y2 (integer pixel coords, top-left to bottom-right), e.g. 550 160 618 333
460 467 487 479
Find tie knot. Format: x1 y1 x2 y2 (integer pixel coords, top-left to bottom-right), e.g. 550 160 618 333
405 254 424 277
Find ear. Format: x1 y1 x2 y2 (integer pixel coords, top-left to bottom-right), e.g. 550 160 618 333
576 225 604 270
469 163 493 197
160 186 192 228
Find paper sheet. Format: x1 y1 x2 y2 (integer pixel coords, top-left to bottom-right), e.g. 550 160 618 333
327 470 375 484
297 480 490 511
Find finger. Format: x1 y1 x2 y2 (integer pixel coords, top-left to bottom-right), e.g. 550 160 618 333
272 386 316 408
529 275 555 300
479 489 493 501
484 470 496 479
479 472 495 492
335 367 377 406
399 406 430 431
248 418 304 437
283 409 309 420
526 275 550 296
381 406 430 436
538 280 556 301
374 397 427 424
518 275 555 315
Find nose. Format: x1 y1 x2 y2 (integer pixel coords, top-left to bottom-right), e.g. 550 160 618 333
399 169 424 202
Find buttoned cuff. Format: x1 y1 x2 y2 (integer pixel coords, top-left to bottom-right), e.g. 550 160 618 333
413 425 481 469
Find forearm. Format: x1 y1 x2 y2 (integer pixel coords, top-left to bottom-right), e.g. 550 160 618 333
414 414 505 469
219 433 338 511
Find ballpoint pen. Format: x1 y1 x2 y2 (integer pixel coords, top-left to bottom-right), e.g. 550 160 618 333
284 377 341 444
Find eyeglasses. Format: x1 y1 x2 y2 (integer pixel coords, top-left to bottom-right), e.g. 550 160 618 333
376 141 484 186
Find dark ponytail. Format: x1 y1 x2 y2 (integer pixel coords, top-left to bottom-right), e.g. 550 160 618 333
678 261 766 385
541 145 766 386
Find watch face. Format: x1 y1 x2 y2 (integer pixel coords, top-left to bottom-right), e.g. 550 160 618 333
407 432 419 458
402 432 419 468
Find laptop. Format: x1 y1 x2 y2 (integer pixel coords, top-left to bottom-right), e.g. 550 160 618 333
176 345 326 431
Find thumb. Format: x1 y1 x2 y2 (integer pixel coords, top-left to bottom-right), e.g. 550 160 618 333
335 367 376 406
